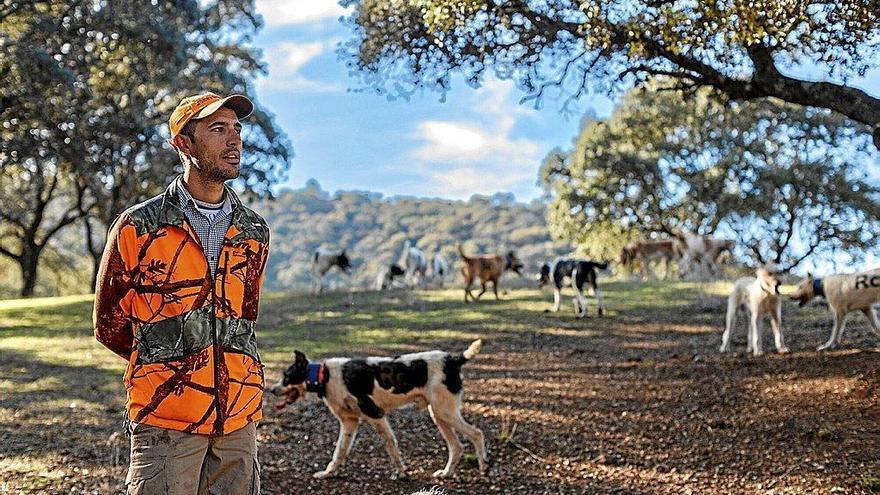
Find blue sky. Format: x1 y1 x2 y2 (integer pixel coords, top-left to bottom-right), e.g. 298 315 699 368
249 0 879 202
250 0 614 201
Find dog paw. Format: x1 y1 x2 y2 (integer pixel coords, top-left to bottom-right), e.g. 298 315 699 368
777 347 791 354
433 469 452 478
817 342 835 351
313 470 334 479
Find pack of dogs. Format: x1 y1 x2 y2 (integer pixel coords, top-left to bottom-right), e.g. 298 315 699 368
617 231 733 281
290 233 879 482
721 265 880 355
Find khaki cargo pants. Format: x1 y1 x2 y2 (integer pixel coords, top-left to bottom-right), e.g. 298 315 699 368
126 422 260 495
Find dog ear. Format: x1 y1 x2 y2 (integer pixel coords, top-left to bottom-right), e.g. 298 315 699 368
293 350 308 371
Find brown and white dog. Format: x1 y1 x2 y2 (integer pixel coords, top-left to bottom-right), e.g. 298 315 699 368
269 340 487 480
618 239 678 280
790 269 880 350
456 244 523 302
674 231 734 280
720 265 788 356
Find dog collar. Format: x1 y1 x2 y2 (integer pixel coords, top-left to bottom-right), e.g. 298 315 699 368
306 362 327 396
813 278 825 298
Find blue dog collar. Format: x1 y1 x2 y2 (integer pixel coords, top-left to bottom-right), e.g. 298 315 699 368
812 278 824 298
306 362 326 395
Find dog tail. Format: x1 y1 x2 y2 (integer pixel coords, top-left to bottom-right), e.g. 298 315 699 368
463 339 482 360
456 243 470 261
593 261 609 271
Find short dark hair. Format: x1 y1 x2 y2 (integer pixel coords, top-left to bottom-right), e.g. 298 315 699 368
179 119 197 141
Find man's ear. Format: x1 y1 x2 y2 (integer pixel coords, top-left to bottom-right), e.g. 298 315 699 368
170 134 193 155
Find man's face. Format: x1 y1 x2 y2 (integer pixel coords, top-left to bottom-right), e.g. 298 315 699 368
178 107 243 182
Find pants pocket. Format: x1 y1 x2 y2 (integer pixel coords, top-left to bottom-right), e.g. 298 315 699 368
126 423 169 494
125 459 166 495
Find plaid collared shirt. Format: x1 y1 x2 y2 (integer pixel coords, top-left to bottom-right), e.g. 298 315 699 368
175 177 234 278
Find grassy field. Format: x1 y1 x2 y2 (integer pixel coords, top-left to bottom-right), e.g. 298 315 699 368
1 281 878 494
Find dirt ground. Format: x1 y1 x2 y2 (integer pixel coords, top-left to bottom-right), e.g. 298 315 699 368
1 282 879 494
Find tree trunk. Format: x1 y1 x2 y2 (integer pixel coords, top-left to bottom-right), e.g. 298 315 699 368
83 216 103 293
18 243 41 298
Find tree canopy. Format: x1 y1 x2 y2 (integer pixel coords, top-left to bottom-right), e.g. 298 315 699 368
0 0 291 296
541 82 880 270
342 0 880 147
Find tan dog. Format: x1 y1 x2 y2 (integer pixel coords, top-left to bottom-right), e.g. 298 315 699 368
791 269 880 350
721 265 788 356
618 239 678 279
456 244 523 302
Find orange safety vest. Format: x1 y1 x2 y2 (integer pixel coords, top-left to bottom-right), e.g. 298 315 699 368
94 179 269 435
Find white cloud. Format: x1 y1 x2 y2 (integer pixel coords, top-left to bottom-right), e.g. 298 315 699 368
275 41 326 74
413 122 487 159
407 80 545 198
256 0 349 27
259 40 342 93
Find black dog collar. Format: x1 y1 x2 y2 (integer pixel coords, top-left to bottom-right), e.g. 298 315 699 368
813 278 825 298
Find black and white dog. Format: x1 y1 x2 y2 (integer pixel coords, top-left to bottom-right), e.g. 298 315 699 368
310 248 352 294
537 258 607 317
375 264 406 290
269 341 487 480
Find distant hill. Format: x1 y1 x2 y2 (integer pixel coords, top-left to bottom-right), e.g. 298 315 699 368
0 179 572 298
254 179 570 291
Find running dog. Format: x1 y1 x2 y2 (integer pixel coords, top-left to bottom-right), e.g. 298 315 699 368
310 248 352 294
720 265 788 356
269 341 487 480
456 244 523 302
375 264 406 290
537 258 607 317
791 269 880 350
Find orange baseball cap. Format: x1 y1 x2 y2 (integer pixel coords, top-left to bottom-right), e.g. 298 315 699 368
168 92 254 139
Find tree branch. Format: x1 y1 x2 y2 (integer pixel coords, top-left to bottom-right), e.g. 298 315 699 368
0 243 22 262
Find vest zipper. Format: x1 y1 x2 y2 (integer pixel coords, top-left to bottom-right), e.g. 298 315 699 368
183 218 225 435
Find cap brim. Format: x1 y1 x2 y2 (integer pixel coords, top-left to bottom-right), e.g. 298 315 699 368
192 94 254 121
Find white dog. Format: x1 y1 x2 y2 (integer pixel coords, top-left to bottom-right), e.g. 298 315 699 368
401 241 429 287
791 269 880 350
269 341 487 480
432 254 449 281
720 265 789 356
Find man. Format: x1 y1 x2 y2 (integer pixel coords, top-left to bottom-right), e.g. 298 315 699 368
94 92 270 494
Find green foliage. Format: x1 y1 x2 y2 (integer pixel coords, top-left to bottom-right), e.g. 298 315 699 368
541 83 880 270
341 0 880 145
254 182 570 291
0 0 290 296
